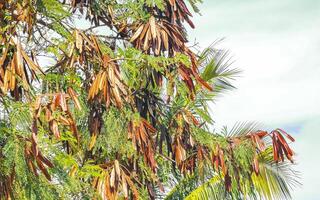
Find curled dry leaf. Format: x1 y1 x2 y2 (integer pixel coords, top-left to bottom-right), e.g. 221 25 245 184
164 0 195 28
67 87 82 110
0 39 43 99
246 129 295 163
179 146 209 175
128 119 157 172
130 17 212 96
24 137 54 182
130 18 187 56
1 0 36 35
93 160 139 200
63 32 131 109
58 30 103 70
271 130 294 163
249 131 267 151
211 145 227 174
173 136 186 165
88 60 128 109
32 93 80 143
0 170 15 200
253 155 259 174
242 129 295 163
224 172 232 192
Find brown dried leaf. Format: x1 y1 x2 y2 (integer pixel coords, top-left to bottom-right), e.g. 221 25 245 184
149 16 157 39
51 120 60 139
67 87 82 110
110 168 115 188
36 158 52 181
114 160 121 179
130 25 144 42
121 175 128 198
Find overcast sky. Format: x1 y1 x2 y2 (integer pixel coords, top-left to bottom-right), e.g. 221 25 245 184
187 0 320 199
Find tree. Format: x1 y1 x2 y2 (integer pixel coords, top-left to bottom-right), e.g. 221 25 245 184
0 0 299 199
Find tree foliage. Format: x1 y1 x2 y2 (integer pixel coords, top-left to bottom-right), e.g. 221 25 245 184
0 0 299 199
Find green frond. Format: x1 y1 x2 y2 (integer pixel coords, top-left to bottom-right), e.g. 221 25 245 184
187 0 203 13
251 148 300 200
167 126 299 200
164 173 226 200
200 42 241 83
221 121 260 137
197 44 241 103
169 149 299 200
184 174 225 200
164 174 199 200
187 45 242 126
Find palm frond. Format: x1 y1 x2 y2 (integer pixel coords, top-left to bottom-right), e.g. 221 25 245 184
164 174 199 200
196 43 241 103
250 148 301 200
188 45 241 126
220 121 260 137
184 174 225 200
187 0 203 13
178 147 300 200
166 122 299 200
164 173 226 200
199 42 241 83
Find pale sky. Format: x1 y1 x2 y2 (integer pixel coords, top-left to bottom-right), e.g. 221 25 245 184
188 0 320 199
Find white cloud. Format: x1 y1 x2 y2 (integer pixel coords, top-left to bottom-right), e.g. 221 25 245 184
198 23 320 128
291 118 320 200
188 0 320 125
